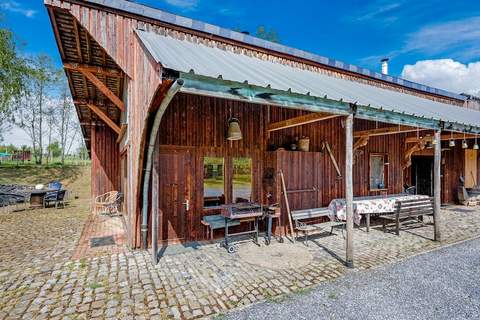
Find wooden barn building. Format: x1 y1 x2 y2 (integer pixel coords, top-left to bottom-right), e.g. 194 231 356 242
45 0 480 265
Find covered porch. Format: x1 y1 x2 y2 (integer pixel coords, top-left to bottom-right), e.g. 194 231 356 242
136 30 480 267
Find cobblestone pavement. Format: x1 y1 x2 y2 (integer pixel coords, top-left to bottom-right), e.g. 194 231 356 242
1 205 479 319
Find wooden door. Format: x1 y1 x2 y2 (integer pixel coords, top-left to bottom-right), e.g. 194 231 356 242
464 149 478 188
157 150 192 242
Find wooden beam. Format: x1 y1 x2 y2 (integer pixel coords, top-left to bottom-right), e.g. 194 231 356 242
353 135 369 151
267 112 340 132
354 125 418 138
433 130 442 241
85 103 121 134
402 140 426 169
80 70 125 112
64 63 123 78
116 124 128 143
47 7 65 61
345 114 354 268
72 18 83 63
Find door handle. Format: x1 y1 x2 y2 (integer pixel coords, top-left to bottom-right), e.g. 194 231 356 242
183 199 190 211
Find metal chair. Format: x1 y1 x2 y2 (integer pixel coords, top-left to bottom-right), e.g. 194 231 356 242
44 190 66 209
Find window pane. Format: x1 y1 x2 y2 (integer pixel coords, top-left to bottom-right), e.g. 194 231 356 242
233 157 252 203
203 157 225 207
370 155 385 189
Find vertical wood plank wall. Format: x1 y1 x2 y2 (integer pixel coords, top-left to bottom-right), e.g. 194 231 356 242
154 92 467 241
90 125 120 198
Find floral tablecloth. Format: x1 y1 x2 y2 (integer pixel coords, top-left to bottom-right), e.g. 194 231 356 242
328 194 430 225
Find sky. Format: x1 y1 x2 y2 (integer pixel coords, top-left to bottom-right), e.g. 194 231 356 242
1 0 479 146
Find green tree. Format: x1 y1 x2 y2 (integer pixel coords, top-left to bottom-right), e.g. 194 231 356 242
256 25 280 43
15 54 60 164
0 28 30 141
47 141 62 159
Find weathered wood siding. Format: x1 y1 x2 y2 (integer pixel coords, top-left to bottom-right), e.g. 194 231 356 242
91 125 120 198
53 2 164 247
155 93 421 241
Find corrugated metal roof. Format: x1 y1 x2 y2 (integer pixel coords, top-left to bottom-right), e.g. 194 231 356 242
136 30 480 129
85 0 465 101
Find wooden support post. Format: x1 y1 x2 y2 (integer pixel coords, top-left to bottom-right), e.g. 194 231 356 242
345 113 354 268
151 149 159 264
433 129 442 241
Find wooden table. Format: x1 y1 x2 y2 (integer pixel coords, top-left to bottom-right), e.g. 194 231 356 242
29 189 56 209
328 194 430 232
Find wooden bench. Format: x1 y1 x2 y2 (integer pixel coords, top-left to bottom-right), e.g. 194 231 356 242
291 208 345 244
378 197 434 235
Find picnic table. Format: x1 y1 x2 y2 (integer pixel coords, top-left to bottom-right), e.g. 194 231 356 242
328 194 430 232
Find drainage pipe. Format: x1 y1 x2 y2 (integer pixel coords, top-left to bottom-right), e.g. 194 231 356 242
141 78 184 249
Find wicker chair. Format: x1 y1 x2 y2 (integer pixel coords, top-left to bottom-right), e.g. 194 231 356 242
94 191 122 215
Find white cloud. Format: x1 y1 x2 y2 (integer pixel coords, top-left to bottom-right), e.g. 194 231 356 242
404 16 480 61
359 15 480 69
401 59 480 96
164 0 199 9
354 1 403 23
0 1 37 18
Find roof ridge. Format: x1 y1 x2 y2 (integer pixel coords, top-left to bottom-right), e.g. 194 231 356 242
85 0 466 101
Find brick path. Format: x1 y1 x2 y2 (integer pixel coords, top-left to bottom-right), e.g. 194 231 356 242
73 213 127 260
0 204 479 319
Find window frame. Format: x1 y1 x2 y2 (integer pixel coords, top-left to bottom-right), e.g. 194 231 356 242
369 153 389 191
202 156 226 207
232 156 253 203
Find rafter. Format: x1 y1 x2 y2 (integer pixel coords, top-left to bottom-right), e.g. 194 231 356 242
85 103 121 134
267 112 340 132
64 63 122 78
47 7 65 60
354 125 419 138
72 18 83 63
79 70 125 112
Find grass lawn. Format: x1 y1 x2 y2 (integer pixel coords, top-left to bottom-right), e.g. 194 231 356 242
0 165 91 199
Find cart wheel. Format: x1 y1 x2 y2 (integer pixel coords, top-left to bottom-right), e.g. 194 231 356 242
265 238 271 246
278 237 285 243
227 245 236 254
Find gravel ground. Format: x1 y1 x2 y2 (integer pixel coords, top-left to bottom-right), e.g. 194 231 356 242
226 238 480 320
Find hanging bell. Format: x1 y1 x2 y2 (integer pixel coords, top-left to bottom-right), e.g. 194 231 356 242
462 140 468 149
473 143 479 150
226 118 242 141
449 139 455 147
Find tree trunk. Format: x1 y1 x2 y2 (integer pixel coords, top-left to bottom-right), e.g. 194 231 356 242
38 81 43 165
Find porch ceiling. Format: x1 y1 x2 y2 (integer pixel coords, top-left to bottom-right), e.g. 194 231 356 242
46 7 125 151
136 29 480 133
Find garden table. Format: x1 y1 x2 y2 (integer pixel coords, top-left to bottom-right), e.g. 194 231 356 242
328 194 430 232
29 189 57 209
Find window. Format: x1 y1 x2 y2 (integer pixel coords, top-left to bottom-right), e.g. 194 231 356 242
232 157 253 203
203 157 225 207
369 154 388 190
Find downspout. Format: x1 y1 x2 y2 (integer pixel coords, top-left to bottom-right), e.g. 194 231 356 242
141 78 184 249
